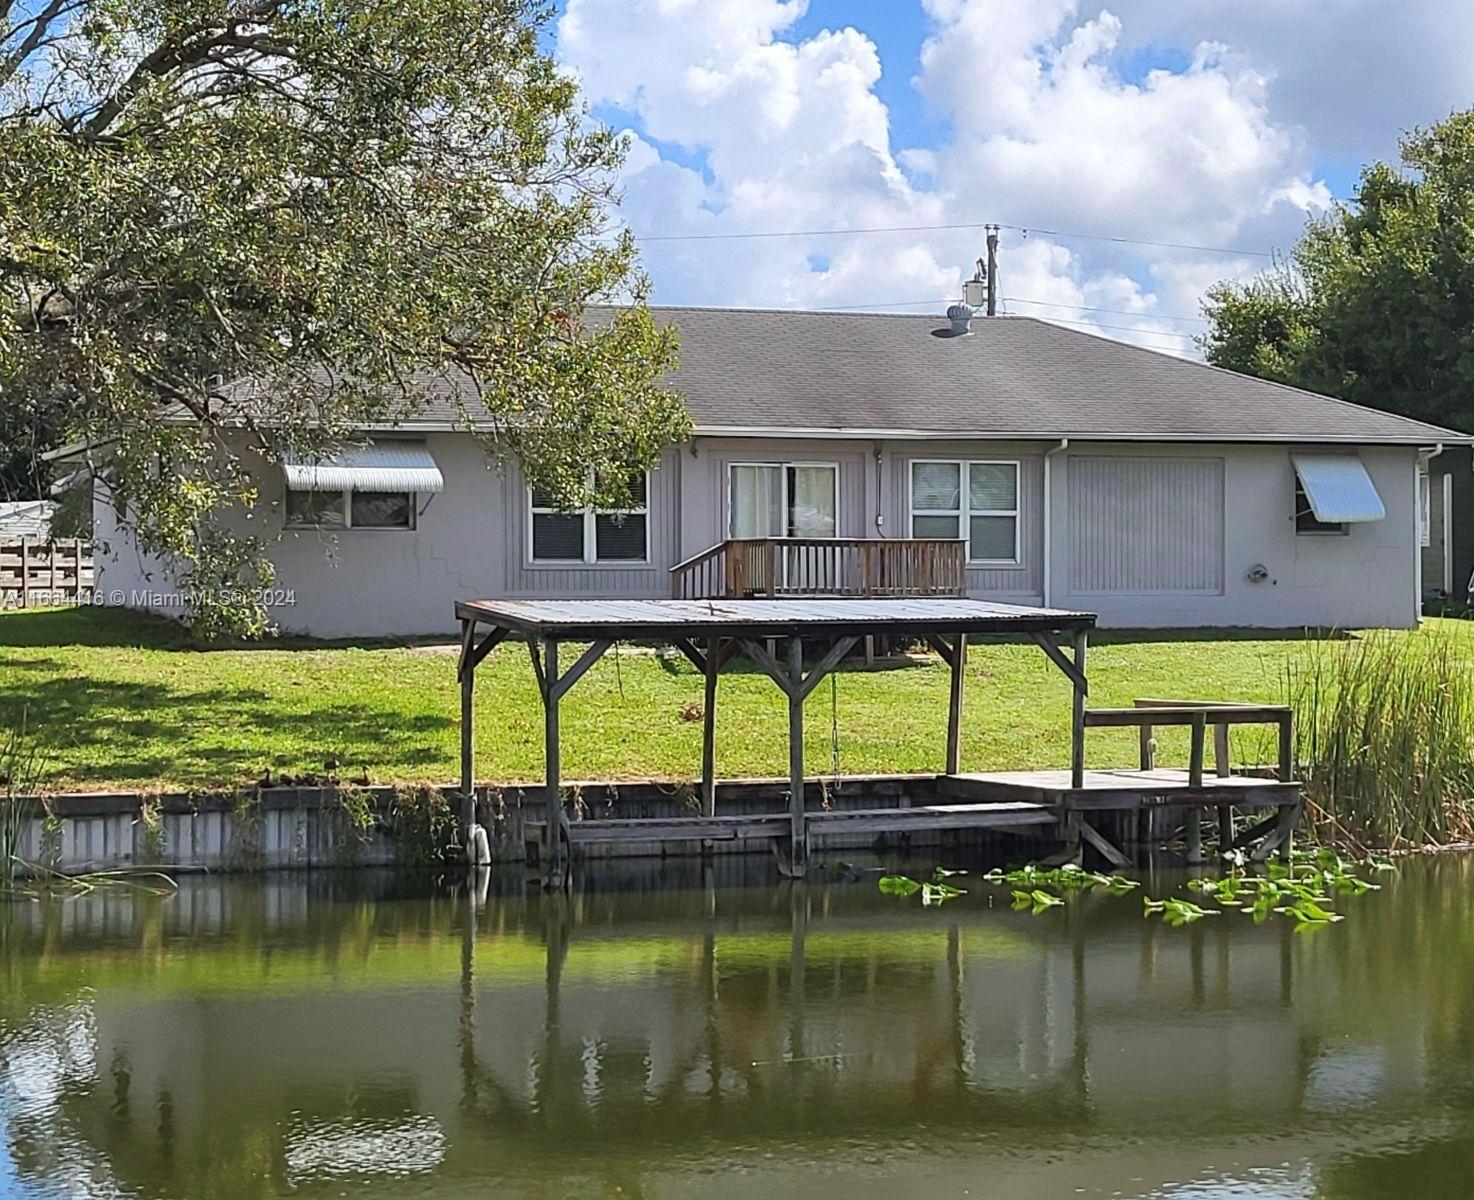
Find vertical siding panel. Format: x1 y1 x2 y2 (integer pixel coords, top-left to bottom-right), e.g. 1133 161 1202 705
1068 456 1224 593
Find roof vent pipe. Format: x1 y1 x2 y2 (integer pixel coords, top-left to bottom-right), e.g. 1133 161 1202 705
946 302 974 336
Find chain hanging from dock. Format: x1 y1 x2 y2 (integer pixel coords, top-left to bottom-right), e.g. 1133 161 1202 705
829 668 842 792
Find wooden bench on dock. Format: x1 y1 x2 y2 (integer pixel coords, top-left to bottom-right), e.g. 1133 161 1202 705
944 698 1300 865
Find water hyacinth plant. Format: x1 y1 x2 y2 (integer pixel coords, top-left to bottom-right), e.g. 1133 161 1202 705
1286 628 1474 850
878 867 967 905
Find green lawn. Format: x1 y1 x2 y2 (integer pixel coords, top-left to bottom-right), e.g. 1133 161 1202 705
1 606 1464 792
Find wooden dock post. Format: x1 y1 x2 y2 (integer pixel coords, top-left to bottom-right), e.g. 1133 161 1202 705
945 633 967 775
459 620 475 843
543 638 563 886
1070 630 1088 788
701 637 719 820
787 636 807 875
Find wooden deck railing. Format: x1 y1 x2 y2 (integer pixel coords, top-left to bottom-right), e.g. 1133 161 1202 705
0 539 94 608
1080 697 1294 788
670 537 967 600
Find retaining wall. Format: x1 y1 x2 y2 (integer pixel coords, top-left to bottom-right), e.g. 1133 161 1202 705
7 775 1052 875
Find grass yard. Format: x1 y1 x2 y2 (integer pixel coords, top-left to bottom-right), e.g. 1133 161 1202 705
2 606 1467 792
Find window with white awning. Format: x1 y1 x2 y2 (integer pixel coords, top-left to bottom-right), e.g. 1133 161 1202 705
1291 454 1386 535
281 442 445 494
282 441 443 530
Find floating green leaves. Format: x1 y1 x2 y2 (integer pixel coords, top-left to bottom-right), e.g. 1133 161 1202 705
879 848 1387 927
1163 848 1389 929
982 863 1139 893
1012 889 1065 914
922 881 966 906
877 870 967 905
1143 896 1219 925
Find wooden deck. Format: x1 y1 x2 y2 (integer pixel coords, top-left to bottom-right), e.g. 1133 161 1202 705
532 800 1060 848
523 770 1299 871
941 768 1302 808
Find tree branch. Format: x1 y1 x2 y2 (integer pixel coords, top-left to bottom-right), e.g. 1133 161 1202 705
0 0 79 87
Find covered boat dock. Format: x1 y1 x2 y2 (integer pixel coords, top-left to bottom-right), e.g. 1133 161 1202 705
454 597 1301 884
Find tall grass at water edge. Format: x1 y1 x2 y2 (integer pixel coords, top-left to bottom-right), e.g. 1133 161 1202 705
1288 628 1474 850
1 718 41 884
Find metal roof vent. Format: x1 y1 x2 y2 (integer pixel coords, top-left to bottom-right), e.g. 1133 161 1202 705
945 301 974 336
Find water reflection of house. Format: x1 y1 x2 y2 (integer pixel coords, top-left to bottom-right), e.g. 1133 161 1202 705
0 875 1437 1195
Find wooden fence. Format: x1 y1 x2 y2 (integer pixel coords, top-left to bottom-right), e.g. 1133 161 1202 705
0 539 95 608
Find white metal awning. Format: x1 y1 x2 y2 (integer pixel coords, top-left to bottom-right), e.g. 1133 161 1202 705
281 442 444 493
1291 454 1386 523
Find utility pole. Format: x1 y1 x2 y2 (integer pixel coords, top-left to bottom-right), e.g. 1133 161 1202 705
985 224 999 317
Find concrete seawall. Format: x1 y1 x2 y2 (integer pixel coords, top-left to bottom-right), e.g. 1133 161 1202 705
6 775 1048 875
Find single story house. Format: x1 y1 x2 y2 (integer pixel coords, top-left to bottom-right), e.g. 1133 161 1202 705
91 307 1470 638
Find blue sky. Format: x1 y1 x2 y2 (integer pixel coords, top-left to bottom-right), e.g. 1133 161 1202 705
550 0 1472 351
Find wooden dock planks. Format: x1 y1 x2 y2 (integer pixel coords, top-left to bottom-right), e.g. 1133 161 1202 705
939 767 1301 809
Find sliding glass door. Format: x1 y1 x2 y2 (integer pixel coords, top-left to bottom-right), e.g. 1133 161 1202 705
729 463 838 590
729 463 838 539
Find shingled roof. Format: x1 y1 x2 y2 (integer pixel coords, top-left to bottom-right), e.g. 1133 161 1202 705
619 307 1465 444
218 305 1470 444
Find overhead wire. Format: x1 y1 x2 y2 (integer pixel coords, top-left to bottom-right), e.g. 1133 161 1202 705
634 218 1274 259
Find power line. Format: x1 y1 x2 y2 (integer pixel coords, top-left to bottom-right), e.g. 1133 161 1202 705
638 220 994 243
823 294 1208 323
1030 314 1199 343
1002 296 1209 325
634 218 1274 259
999 223 1273 259
805 295 1205 338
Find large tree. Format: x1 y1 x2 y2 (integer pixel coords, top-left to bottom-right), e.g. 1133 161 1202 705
1201 109 1474 435
0 0 688 636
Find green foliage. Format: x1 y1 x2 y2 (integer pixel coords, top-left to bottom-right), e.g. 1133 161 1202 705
982 862 1139 892
1 715 42 884
136 796 167 862
0 0 689 635
876 873 966 904
1179 849 1388 927
1201 108 1474 433
976 863 1139 916
226 790 264 870
1287 628 1474 849
1143 896 1217 925
387 785 456 867
335 786 375 864
1011 888 1063 913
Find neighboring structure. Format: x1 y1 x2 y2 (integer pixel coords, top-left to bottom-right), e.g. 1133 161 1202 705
0 499 55 540
1420 444 1473 604
92 308 1471 636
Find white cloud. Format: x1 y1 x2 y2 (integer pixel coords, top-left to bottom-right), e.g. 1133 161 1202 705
1086 0 1474 163
555 0 1404 357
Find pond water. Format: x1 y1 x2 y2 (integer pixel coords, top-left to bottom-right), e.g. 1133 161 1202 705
2 854 1473 1199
